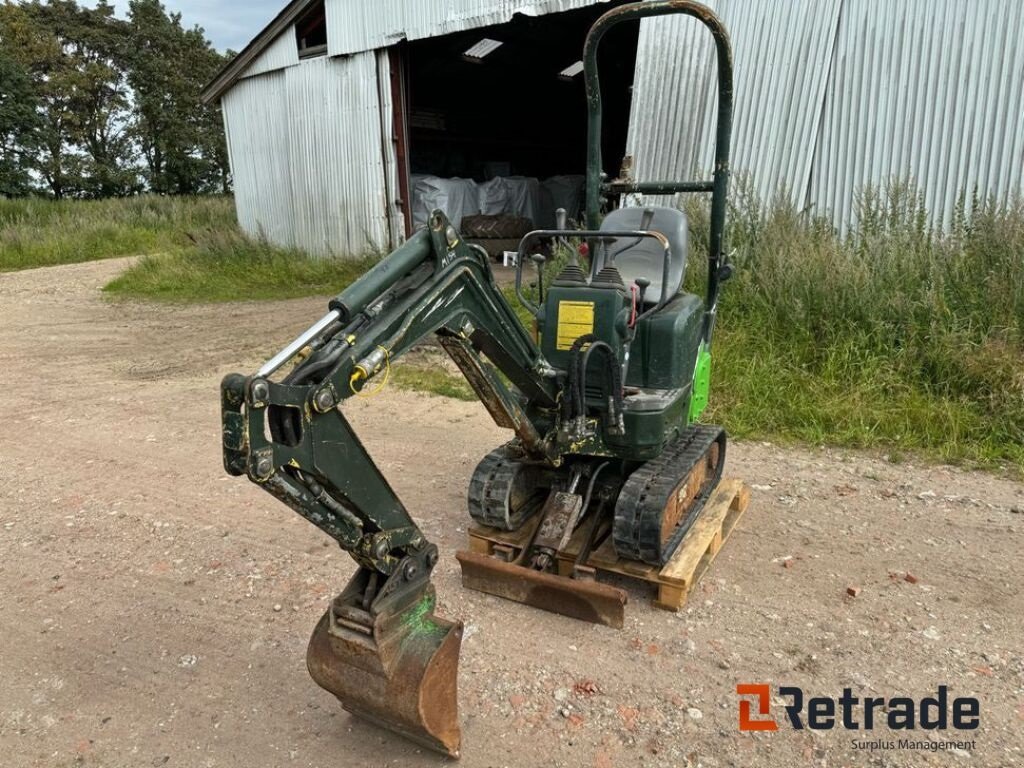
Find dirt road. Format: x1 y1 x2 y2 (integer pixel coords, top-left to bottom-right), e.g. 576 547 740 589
1 259 1021 768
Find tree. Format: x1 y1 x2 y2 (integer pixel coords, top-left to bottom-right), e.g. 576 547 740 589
127 0 230 195
0 47 40 196
0 0 230 198
189 37 232 194
57 0 138 196
0 0 72 197
0 0 138 198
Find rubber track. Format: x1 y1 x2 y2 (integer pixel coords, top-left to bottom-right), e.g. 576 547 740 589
612 425 727 566
467 447 532 531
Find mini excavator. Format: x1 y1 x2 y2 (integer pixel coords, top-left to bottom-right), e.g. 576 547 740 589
220 0 734 758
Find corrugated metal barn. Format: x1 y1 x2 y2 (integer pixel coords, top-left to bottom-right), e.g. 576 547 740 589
203 0 1024 256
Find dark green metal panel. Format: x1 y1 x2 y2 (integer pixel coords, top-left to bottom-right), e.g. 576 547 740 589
615 389 690 455
626 292 704 390
539 283 628 372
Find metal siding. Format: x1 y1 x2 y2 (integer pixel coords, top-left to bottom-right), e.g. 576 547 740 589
810 0 1024 231
626 0 841 209
240 27 300 79
326 0 614 56
222 54 391 257
223 0 1024 250
222 73 296 246
287 53 391 256
627 0 1024 231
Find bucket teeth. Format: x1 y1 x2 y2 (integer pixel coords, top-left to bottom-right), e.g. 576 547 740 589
307 584 463 758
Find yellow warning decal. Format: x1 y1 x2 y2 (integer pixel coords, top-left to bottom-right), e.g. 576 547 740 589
556 301 595 351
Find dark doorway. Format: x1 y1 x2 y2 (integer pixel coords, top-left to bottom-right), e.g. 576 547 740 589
394 2 640 235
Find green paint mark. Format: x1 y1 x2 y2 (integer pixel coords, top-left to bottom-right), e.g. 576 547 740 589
403 593 447 639
689 345 712 423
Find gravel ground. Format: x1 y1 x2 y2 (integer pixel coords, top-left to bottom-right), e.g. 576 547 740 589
1 259 1021 768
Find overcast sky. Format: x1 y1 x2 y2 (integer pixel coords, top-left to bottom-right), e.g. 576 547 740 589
84 0 281 52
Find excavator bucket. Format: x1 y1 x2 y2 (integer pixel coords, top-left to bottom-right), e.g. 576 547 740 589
456 551 628 629
307 584 464 758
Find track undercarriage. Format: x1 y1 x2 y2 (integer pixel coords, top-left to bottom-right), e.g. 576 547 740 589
459 426 727 627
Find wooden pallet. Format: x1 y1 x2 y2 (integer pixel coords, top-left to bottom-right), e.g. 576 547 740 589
465 478 750 613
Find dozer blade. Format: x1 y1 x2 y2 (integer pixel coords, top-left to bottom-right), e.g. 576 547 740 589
456 550 627 629
307 585 463 758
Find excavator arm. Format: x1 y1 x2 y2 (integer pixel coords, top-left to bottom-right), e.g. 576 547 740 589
220 211 556 757
223 211 556 572
218 1 735 757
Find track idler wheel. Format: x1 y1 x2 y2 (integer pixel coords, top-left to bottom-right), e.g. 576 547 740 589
307 570 463 757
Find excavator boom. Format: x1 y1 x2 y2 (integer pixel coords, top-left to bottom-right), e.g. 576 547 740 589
221 212 561 756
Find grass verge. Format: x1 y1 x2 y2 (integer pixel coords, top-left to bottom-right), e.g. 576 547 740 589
709 326 1024 468
688 181 1024 470
104 229 379 303
0 195 236 272
392 362 477 402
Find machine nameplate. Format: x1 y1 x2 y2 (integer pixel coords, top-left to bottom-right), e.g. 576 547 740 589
556 301 596 350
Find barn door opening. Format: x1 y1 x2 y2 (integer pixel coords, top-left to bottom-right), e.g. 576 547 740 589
394 2 639 248
388 47 413 240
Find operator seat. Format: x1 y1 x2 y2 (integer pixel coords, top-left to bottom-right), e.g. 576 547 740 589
600 207 689 305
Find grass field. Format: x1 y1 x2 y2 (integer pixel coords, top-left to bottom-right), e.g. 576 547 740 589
3 190 1021 469
0 196 237 272
0 195 375 300
104 229 379 303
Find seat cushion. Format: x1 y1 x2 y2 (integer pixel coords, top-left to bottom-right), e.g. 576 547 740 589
600 207 689 304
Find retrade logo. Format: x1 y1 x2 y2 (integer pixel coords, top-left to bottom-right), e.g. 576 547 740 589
736 684 980 733
736 684 778 731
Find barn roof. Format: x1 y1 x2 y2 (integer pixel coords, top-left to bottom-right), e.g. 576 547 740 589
202 0 315 104
203 0 616 104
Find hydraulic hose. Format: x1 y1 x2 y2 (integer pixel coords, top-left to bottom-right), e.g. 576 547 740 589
580 461 611 515
565 335 597 425
580 341 624 435
565 335 624 436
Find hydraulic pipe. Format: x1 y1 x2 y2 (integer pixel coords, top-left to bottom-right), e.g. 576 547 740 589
329 229 433 323
258 311 342 379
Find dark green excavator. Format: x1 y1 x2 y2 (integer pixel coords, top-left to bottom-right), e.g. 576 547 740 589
220 0 733 758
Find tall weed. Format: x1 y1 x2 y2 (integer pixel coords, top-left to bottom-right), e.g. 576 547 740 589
684 178 1024 467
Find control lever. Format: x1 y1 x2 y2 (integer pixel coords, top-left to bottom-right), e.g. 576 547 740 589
531 254 547 303
635 276 652 308
623 275 653 393
600 236 617 270
554 208 569 258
